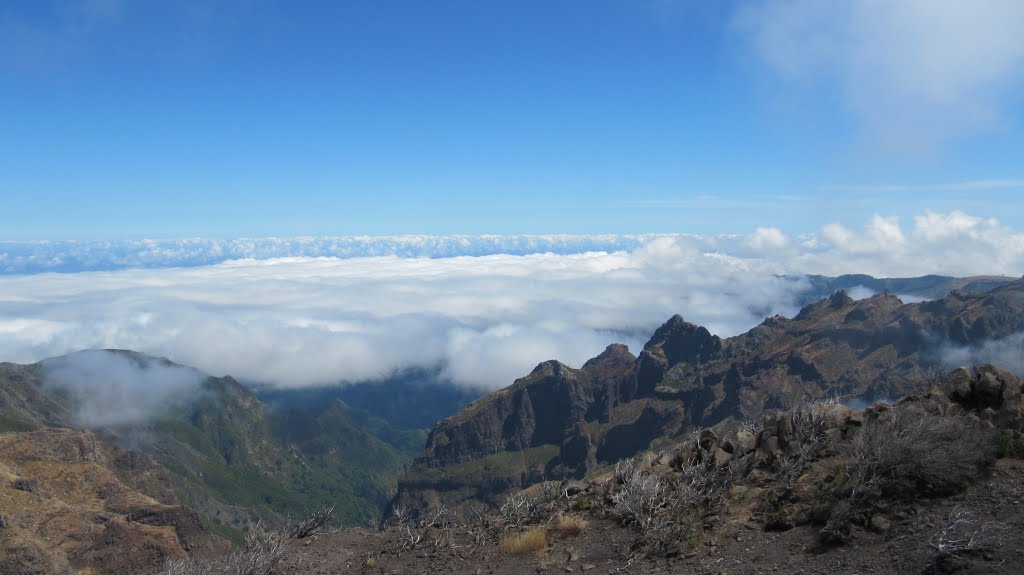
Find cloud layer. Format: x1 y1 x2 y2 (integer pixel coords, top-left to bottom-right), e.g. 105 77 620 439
1 210 1022 389
0 234 670 274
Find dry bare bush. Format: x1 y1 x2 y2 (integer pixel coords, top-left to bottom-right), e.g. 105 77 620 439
398 525 424 550
499 526 547 555
161 528 286 575
611 470 663 531
741 418 761 435
782 398 842 480
928 508 1007 572
419 502 453 528
389 504 410 526
391 502 500 553
820 403 995 544
157 513 318 575
499 493 540 529
848 403 992 499
226 525 289 575
613 456 644 484
672 452 731 511
284 506 334 539
161 558 217 575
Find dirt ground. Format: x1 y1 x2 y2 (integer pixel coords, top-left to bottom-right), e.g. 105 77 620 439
279 458 1024 575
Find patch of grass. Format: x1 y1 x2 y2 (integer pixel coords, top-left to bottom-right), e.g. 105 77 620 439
993 433 1014 458
204 515 245 548
500 526 548 555
445 444 559 479
572 494 593 511
554 515 588 538
682 526 703 548
0 415 36 433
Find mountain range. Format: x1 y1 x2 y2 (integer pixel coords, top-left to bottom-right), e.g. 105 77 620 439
0 273 1022 573
392 276 1024 514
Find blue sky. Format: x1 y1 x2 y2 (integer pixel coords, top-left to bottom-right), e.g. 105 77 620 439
2 0 1024 240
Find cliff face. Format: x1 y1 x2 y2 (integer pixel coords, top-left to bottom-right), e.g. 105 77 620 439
393 278 1024 513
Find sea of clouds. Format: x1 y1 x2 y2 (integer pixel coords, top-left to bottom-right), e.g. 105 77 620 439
1 210 1023 392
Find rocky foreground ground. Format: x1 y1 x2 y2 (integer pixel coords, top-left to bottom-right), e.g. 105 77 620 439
276 365 1024 575
5 363 1023 575
282 458 1024 574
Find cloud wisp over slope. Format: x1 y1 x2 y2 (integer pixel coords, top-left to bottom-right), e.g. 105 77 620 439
1 210 1022 390
41 350 206 428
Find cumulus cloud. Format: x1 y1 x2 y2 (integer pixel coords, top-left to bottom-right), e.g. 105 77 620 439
735 0 1024 152
41 350 205 427
746 227 790 252
0 210 1021 390
795 210 1024 277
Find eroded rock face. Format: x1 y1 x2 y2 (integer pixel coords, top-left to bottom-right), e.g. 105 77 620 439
395 280 1024 514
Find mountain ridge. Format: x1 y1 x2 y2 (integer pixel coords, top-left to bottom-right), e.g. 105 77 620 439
393 277 1024 514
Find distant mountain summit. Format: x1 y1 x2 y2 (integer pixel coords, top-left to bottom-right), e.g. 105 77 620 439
393 277 1024 514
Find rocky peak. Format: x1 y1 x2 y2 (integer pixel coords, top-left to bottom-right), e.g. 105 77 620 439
829 289 854 307
643 314 722 366
582 344 636 370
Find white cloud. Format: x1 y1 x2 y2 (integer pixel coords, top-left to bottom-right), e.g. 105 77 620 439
746 227 790 252
0 210 1021 390
41 350 205 428
735 0 1024 152
794 210 1024 277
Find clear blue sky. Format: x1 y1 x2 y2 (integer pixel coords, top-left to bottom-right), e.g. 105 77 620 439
2 1 1023 240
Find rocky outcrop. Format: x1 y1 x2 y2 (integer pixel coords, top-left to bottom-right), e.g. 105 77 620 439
395 279 1024 514
672 365 1023 475
942 364 1024 432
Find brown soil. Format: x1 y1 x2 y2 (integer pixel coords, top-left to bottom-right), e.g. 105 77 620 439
0 428 227 575
280 458 1024 575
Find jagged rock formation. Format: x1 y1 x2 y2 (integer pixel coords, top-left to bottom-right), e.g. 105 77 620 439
393 279 1024 513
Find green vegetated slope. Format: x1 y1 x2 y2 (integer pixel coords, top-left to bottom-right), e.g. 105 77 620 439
146 376 413 528
0 355 452 535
